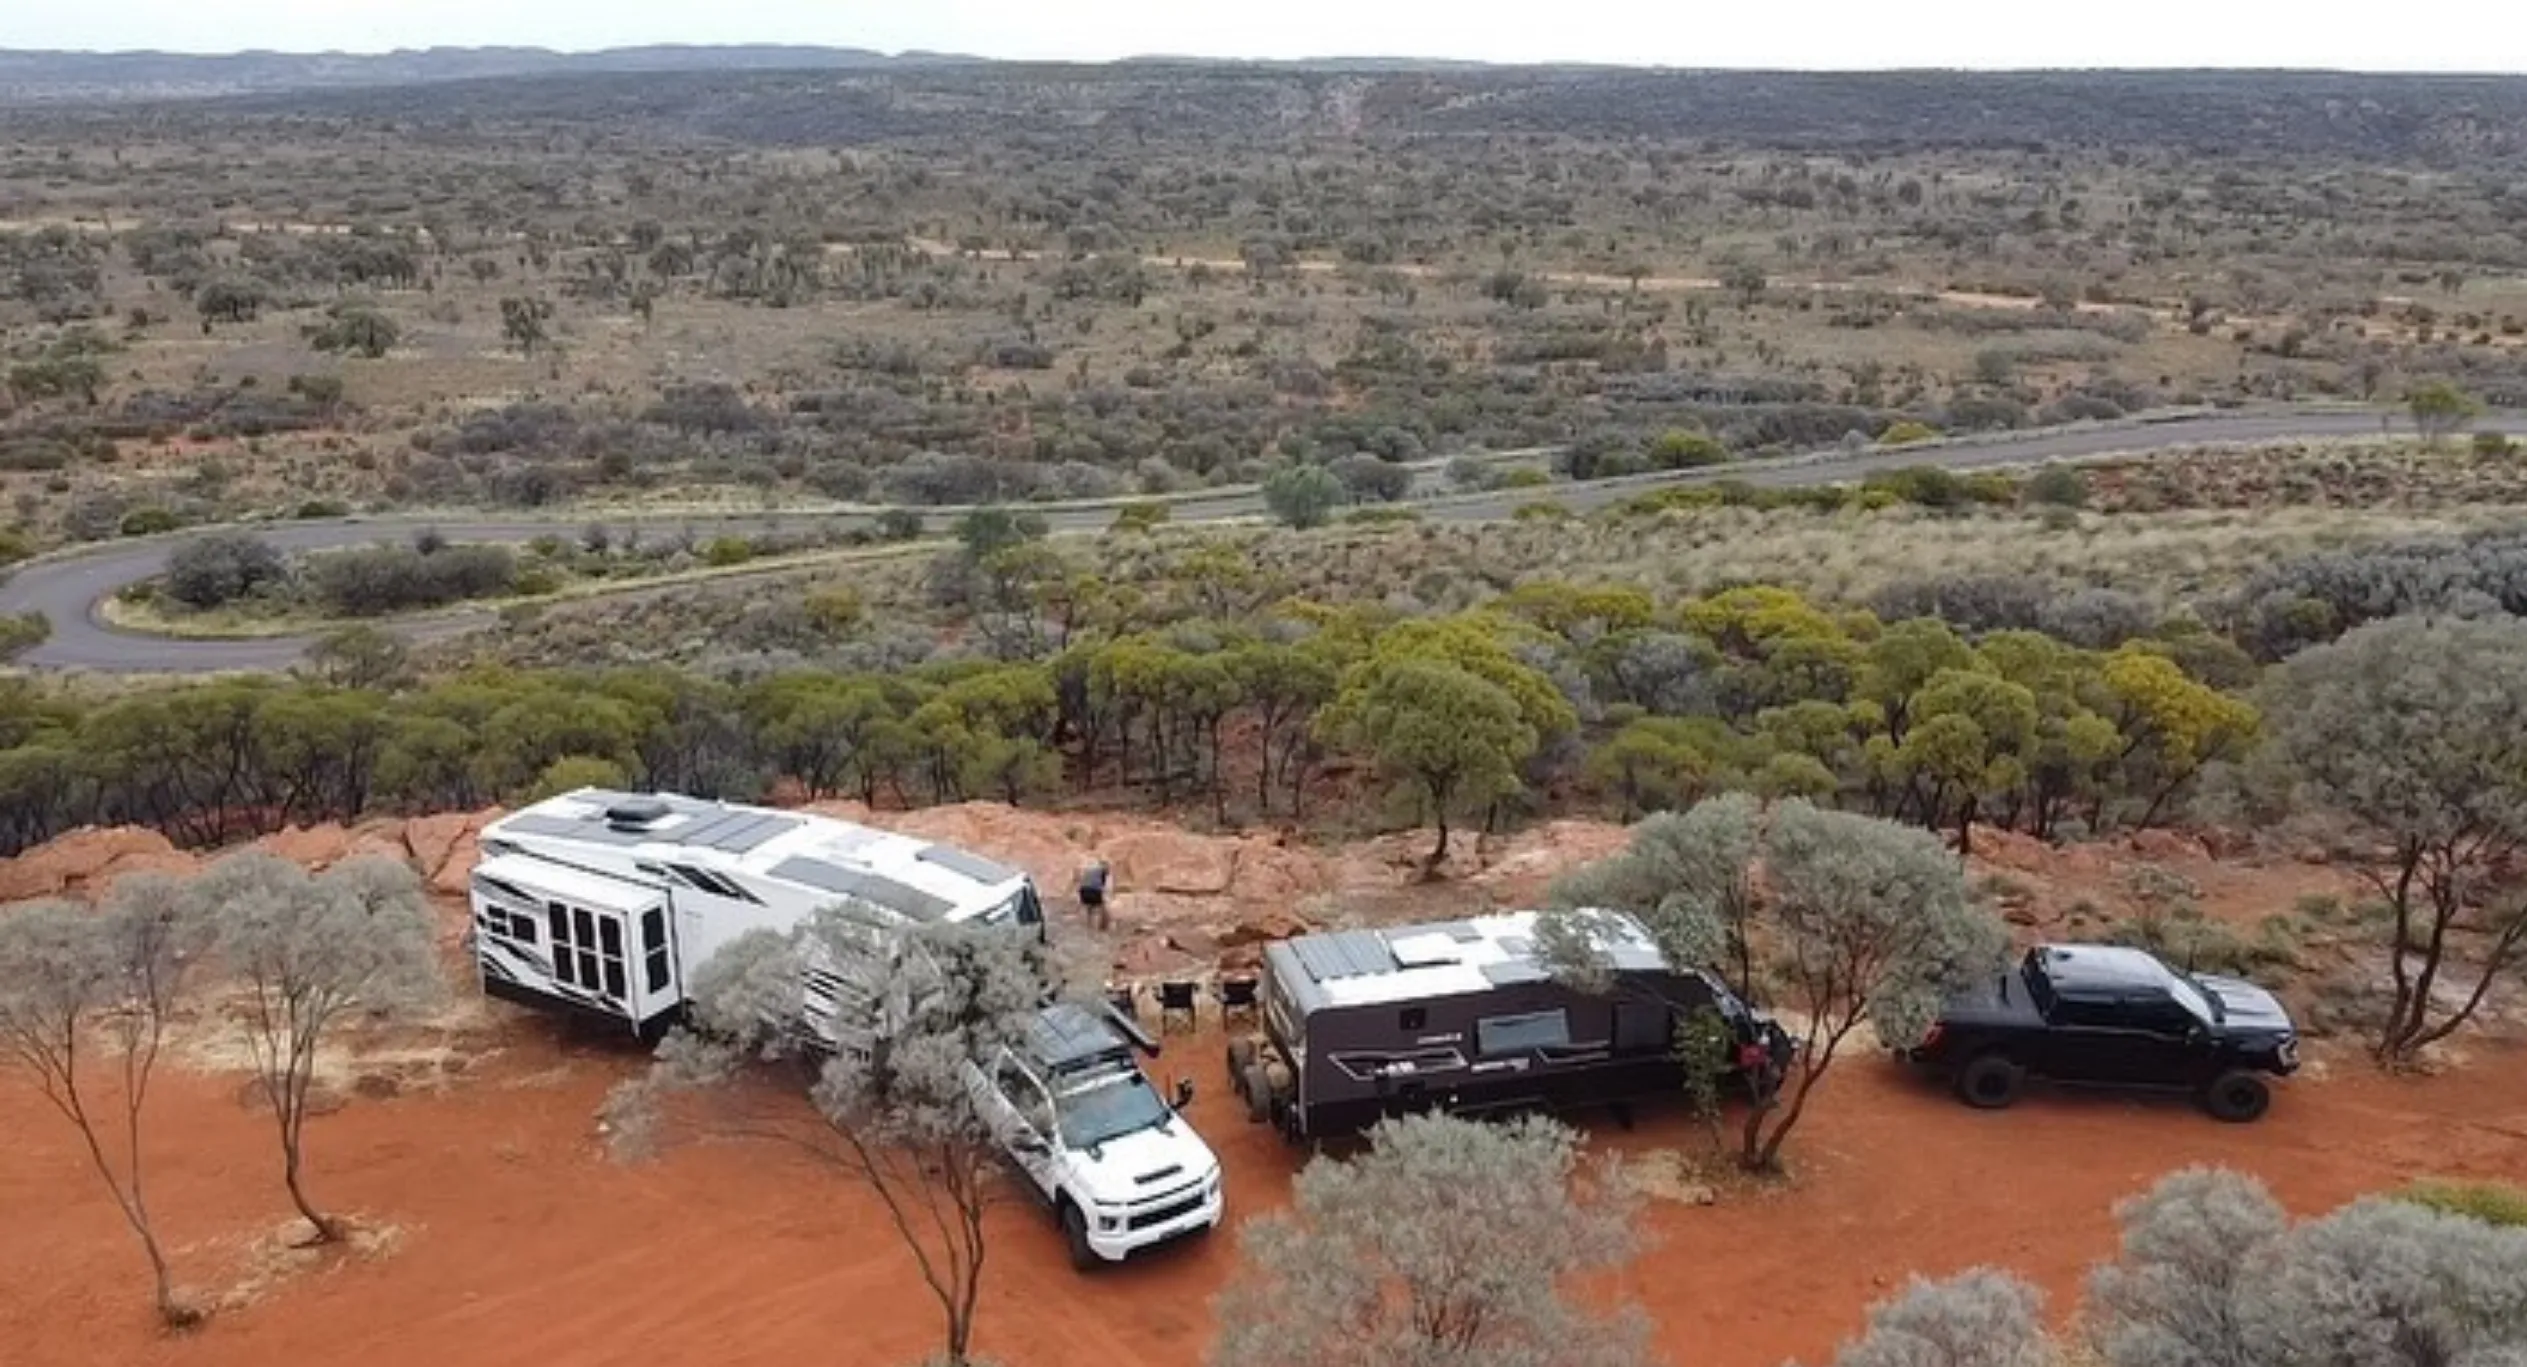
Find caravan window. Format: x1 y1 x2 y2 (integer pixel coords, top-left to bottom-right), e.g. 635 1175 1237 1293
641 910 671 994
546 903 575 987
1613 1001 1672 1054
597 918 628 999
1476 1009 1571 1058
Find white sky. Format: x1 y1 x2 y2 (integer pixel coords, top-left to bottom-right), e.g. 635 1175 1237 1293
3 0 2524 72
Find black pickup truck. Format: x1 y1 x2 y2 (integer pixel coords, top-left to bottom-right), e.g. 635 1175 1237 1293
1899 944 2300 1122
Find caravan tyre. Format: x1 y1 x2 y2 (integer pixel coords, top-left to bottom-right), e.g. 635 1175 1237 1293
1240 1062 1272 1123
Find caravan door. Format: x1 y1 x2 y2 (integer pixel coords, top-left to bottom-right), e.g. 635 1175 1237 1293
626 893 682 1033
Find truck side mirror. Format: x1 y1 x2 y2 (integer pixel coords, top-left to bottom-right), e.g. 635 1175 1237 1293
1173 1077 1196 1109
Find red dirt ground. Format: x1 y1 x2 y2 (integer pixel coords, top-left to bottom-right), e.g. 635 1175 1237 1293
6 808 2522 1367
5 1008 2525 1367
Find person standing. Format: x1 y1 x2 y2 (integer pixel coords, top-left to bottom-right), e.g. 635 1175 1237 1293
1078 857 1112 933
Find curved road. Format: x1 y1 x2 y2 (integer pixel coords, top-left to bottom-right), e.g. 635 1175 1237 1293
4 406 2514 674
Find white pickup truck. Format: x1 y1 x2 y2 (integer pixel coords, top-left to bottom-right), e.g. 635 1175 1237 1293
967 1002 1225 1269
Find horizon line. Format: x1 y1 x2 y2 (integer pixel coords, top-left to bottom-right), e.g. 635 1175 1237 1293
2 44 2524 78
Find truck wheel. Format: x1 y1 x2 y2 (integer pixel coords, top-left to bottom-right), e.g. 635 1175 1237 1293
2201 1071 2271 1123
1955 1053 2025 1109
1227 1035 1257 1077
1059 1200 1101 1273
1240 1061 1273 1124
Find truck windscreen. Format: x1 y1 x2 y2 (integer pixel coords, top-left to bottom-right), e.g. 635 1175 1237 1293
1056 1074 1171 1151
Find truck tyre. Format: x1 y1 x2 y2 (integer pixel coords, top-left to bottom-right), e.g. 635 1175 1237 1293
2201 1070 2271 1123
1240 1061 1273 1124
1955 1053 2025 1109
1226 1035 1257 1077
1059 1200 1101 1273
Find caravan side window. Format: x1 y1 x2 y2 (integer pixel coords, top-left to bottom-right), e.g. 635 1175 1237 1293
1612 1001 1672 1054
641 909 671 994
1475 1009 1571 1058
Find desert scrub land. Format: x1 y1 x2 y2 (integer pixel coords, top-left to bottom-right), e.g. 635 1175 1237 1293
6 67 2527 555
423 442 2527 673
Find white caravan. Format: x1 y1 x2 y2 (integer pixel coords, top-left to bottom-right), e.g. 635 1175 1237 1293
466 787 1046 1039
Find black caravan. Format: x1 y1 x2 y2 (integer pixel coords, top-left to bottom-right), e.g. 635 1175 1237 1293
1227 910 1791 1141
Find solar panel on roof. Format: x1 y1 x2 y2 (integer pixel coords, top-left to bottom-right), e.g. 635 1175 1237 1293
678 810 802 853
1291 929 1395 982
915 843 1021 886
505 812 642 845
767 856 957 921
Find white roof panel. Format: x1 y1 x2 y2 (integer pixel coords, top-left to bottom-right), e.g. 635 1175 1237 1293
471 852 663 915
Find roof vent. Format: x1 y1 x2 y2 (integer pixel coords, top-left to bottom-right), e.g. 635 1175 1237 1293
604 796 672 829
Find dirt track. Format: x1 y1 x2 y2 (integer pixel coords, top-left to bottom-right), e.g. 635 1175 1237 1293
6 1005 2524 1367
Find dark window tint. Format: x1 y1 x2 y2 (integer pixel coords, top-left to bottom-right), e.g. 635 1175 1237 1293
1400 1007 1427 1032
547 903 574 985
1613 1001 1671 1054
641 909 671 994
1476 1009 1571 1057
2056 997 2123 1029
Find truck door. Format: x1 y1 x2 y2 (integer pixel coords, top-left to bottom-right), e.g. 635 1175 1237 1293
2113 992 2206 1086
2041 995 2129 1083
981 1051 1061 1201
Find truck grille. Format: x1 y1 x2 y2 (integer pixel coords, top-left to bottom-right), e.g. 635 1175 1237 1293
1127 1193 1206 1231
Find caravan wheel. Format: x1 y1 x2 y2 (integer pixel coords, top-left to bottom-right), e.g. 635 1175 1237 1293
1240 1062 1272 1123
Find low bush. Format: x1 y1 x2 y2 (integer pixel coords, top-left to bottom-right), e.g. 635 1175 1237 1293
307 542 517 616
2396 1180 2527 1228
118 507 180 537
165 532 288 608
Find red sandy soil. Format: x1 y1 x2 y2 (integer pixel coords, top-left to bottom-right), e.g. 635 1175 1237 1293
6 806 2523 1367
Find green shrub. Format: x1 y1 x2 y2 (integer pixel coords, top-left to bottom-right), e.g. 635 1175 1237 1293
2473 431 2516 459
1881 420 1941 446
0 610 48 662
1495 465 1553 489
1512 500 1570 522
2103 906 2304 977
2025 465 2090 507
527 754 629 802
511 566 562 597
118 506 181 537
293 499 352 520
874 508 926 541
2396 1180 2527 1228
1649 429 1730 469
0 528 32 565
703 537 756 567
1109 500 1170 534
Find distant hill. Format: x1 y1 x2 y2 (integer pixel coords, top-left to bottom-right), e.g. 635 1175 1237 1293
0 45 980 102
3 51 2524 165
141 63 2527 165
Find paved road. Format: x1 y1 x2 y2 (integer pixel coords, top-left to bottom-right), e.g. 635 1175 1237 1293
3 406 2513 674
